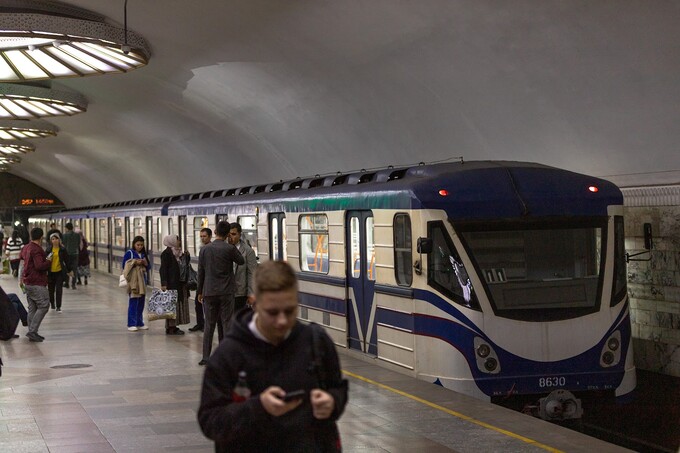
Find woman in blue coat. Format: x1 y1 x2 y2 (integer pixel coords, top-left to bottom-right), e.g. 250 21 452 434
122 236 150 331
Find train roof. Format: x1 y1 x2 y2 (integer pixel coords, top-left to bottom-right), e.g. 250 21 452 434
52 161 623 220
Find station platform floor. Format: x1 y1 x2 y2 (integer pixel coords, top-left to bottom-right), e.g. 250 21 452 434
0 272 632 453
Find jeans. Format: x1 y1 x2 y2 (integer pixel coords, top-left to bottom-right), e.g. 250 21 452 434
25 285 49 335
127 295 145 327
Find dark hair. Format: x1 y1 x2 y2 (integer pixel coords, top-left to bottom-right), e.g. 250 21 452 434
11 230 19 240
229 222 242 234
215 220 230 238
30 227 43 241
132 236 147 256
65 222 73 230
200 227 212 237
255 260 298 297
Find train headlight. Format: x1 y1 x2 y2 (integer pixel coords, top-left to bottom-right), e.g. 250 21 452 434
607 337 619 351
477 344 491 358
473 337 500 374
600 331 622 368
484 358 498 372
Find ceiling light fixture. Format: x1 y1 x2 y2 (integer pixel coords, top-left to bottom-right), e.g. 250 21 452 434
0 139 35 154
0 154 21 164
0 82 87 118
0 118 58 139
0 0 150 82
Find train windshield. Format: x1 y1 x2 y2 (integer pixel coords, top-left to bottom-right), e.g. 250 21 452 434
458 219 606 321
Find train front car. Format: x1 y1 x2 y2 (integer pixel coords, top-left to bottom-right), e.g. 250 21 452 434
411 161 635 421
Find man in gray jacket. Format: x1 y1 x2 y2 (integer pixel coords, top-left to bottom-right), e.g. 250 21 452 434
228 222 257 312
197 220 244 366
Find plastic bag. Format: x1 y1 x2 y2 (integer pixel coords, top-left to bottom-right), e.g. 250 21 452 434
147 289 177 321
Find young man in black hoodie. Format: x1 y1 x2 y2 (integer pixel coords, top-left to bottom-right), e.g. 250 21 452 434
198 260 348 452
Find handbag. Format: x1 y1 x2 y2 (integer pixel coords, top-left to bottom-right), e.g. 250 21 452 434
179 252 191 282
147 288 177 321
119 273 128 287
187 265 198 291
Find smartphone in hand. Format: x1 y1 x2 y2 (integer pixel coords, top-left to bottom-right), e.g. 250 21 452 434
281 389 306 402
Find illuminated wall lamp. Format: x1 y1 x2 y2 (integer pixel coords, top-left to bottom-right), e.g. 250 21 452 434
0 82 87 118
0 119 58 139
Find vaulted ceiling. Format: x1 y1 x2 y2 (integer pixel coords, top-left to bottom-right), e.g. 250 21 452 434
6 0 680 207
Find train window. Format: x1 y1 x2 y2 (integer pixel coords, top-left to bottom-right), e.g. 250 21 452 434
611 216 627 306
156 218 163 250
237 216 258 257
193 217 209 255
427 222 479 310
168 218 174 237
215 214 228 226
393 214 412 286
113 217 124 248
269 213 287 261
299 214 329 274
365 217 375 281
132 217 143 241
98 218 108 245
350 217 361 277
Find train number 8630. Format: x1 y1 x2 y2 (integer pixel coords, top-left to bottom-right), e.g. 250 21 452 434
538 376 566 388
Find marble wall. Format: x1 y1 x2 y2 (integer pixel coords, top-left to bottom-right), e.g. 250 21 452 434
625 206 680 376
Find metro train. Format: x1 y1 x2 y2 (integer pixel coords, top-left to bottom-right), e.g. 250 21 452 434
30 160 636 420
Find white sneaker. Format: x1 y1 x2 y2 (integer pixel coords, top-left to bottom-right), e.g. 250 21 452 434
127 326 138 332
137 325 149 330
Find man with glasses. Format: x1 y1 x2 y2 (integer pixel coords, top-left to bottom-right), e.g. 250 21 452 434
198 260 347 452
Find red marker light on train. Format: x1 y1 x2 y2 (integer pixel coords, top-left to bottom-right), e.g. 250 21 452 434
588 186 599 193
439 189 449 196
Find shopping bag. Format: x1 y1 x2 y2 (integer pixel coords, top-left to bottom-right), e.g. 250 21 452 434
147 288 177 321
119 273 128 287
1 259 8 275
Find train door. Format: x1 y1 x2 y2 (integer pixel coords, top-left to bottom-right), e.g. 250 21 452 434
346 210 377 354
106 217 113 273
145 216 153 284
268 213 287 261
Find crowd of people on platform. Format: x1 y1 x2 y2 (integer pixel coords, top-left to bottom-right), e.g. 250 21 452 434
2 219 348 451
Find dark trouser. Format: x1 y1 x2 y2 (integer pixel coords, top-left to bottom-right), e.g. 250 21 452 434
7 293 28 325
194 294 204 329
127 295 145 327
202 294 234 360
47 271 64 309
25 285 49 335
234 295 248 313
10 259 20 276
67 255 78 287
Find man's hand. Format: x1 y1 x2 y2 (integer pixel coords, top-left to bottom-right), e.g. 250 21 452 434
198 293 203 303
310 389 335 420
259 386 303 417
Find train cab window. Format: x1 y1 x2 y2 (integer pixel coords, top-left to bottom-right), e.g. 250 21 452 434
427 222 479 310
299 214 329 274
113 217 124 247
156 218 163 250
611 216 627 306
193 217 209 255
393 214 412 286
237 216 258 257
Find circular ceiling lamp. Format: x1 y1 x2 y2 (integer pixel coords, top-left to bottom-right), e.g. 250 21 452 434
0 82 87 118
0 118 58 139
0 154 21 164
0 1 150 82
0 163 10 171
0 139 35 154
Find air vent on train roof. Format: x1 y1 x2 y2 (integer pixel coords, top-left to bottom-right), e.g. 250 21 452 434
225 189 236 196
239 187 251 195
270 183 283 192
308 177 324 188
332 175 348 186
254 185 267 194
388 169 407 181
358 173 375 184
289 180 303 190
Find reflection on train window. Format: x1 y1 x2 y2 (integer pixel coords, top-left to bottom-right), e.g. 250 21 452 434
299 214 329 274
427 222 479 309
156 218 163 250
237 215 258 257
611 216 626 306
393 213 412 286
365 217 375 281
193 216 209 255
459 222 604 316
350 217 360 277
168 218 174 237
132 217 143 241
113 217 124 247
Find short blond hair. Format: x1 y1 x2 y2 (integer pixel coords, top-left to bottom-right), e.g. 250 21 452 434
254 260 298 297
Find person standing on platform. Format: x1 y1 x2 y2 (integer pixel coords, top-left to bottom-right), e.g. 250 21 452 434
196 220 244 366
61 223 80 290
189 227 212 333
5 230 23 277
228 222 257 312
122 236 150 331
75 227 90 285
20 228 52 342
45 232 71 312
198 260 348 452
160 235 191 335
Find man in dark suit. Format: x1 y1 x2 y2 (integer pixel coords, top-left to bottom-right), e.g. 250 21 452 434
197 221 244 366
